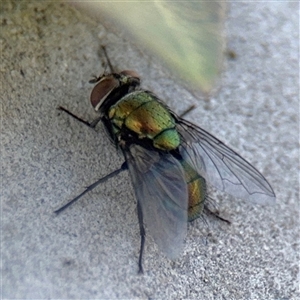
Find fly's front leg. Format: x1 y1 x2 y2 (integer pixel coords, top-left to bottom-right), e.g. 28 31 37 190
58 106 102 129
101 45 115 73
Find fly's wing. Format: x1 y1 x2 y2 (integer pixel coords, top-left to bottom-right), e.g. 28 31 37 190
177 119 276 205
124 144 188 259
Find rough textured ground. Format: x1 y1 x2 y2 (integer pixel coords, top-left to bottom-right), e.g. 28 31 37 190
1 1 299 299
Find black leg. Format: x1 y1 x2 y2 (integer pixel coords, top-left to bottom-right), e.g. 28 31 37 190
204 205 231 225
58 106 102 129
179 104 196 118
54 162 128 214
137 200 145 274
101 45 115 73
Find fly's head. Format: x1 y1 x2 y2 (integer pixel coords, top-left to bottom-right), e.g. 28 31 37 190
90 70 141 114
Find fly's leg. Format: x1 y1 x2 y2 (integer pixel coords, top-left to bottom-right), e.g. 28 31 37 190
58 106 102 129
204 205 231 225
179 104 196 118
137 200 145 274
58 47 114 127
55 162 128 214
89 46 115 84
101 45 115 73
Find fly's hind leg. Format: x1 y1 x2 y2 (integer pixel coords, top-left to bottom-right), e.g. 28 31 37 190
204 205 231 225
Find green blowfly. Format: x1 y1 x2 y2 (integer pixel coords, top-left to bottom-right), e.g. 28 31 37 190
55 64 276 273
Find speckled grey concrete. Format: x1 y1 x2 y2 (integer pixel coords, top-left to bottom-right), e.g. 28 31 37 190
1 1 299 299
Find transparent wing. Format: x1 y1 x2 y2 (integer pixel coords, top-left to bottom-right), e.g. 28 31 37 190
177 119 276 205
124 144 188 258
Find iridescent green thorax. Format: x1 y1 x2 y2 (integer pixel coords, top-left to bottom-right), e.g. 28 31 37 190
108 91 180 151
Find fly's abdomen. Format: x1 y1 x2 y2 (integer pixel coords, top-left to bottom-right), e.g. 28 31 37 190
181 160 207 222
109 91 180 151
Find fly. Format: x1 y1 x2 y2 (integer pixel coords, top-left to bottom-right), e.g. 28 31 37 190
55 52 276 273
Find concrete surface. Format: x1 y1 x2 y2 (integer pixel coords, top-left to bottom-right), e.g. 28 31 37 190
1 1 299 299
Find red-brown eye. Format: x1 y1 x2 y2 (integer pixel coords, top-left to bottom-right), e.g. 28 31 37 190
90 76 119 111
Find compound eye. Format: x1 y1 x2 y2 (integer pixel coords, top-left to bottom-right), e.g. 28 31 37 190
90 76 119 111
120 70 140 80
